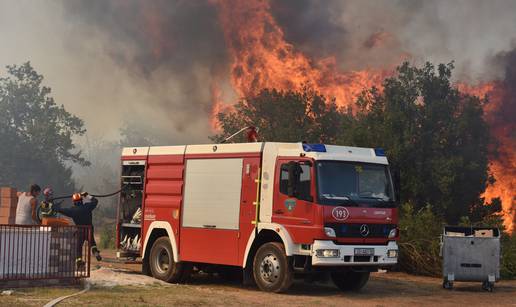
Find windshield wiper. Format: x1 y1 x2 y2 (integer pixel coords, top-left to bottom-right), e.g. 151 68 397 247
360 196 388 201
359 196 396 207
335 197 360 207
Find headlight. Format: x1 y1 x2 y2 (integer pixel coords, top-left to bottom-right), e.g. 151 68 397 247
324 227 336 238
316 249 340 258
388 228 397 239
387 249 398 258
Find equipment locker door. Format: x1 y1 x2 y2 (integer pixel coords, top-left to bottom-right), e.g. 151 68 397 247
180 158 243 265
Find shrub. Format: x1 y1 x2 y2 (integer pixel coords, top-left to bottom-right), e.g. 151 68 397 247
500 233 516 279
398 203 443 276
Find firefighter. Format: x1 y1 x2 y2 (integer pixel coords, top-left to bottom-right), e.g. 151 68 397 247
53 193 102 267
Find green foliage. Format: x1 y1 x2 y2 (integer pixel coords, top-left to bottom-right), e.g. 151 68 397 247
0 62 88 193
398 203 443 276
500 233 516 279
212 86 351 143
99 223 116 249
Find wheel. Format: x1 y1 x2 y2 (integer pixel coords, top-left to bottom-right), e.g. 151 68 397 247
482 281 494 292
253 242 293 293
149 237 190 283
443 279 453 290
331 271 370 291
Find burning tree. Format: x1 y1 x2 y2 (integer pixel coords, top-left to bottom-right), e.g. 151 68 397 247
212 86 348 144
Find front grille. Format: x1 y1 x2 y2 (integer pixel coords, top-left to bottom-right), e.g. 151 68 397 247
326 223 396 238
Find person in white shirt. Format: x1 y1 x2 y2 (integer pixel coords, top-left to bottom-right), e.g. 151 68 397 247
15 184 41 225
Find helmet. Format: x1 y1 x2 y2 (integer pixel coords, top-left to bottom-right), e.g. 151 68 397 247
72 193 83 202
43 187 53 197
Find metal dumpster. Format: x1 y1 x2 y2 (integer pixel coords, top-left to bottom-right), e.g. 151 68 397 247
441 226 500 291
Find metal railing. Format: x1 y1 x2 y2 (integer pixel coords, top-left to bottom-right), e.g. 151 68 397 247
0 224 91 281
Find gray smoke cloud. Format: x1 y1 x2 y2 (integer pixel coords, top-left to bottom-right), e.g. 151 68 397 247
0 0 227 144
1 0 516 146
272 0 516 81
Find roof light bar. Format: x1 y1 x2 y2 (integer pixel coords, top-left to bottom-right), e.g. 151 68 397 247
302 143 326 152
374 148 386 156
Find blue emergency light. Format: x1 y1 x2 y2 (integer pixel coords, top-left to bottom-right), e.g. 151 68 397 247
374 148 386 156
302 143 327 152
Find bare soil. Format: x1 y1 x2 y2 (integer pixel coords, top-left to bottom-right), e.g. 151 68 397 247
1 250 515 306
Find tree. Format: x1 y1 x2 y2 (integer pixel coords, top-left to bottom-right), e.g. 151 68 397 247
0 62 88 194
212 86 350 143
119 124 158 147
346 62 492 223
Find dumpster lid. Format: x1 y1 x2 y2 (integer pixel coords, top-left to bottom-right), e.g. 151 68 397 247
444 226 499 238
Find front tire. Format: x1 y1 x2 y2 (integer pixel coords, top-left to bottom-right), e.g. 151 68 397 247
331 271 370 291
253 242 293 293
149 237 190 283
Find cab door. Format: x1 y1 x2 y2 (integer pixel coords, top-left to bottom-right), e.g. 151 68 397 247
272 158 317 243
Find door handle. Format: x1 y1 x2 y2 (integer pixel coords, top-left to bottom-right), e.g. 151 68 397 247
273 209 285 214
203 225 216 228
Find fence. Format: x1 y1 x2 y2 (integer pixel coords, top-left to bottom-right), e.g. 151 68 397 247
0 224 91 281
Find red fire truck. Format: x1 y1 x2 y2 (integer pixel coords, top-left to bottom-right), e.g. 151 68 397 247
117 142 399 292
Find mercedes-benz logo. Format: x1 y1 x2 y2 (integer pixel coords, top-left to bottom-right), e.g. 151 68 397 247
360 224 370 237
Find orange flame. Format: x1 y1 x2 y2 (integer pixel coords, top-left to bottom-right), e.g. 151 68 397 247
212 0 386 110
209 82 226 132
459 82 515 233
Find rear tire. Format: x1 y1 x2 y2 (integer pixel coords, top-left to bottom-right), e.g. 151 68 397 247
331 271 370 291
253 242 293 293
443 279 453 290
149 237 190 283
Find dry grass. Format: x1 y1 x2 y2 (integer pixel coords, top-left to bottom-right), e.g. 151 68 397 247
1 272 516 307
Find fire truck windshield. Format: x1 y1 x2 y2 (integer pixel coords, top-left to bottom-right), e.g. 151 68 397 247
316 161 395 207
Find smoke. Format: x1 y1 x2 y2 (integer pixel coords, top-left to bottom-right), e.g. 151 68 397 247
0 0 229 144
270 0 516 79
1 0 516 142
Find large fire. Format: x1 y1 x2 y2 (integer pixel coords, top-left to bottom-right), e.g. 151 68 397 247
212 0 386 110
474 83 514 233
458 81 515 233
210 0 514 232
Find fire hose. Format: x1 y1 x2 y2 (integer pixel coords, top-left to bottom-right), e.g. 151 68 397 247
38 186 128 221
48 186 128 202
43 282 91 307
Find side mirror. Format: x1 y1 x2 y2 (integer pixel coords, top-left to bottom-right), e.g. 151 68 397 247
287 161 301 197
392 169 401 202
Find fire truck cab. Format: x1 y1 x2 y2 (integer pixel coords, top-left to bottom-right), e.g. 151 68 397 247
117 142 399 292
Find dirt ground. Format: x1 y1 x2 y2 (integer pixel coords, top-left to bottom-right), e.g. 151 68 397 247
1 250 515 306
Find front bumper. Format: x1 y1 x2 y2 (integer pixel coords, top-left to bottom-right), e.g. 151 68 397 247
311 240 398 266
